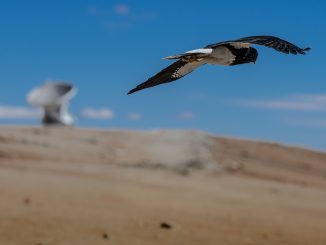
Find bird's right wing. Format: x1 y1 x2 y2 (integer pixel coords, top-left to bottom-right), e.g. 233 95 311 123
233 36 310 54
206 35 310 55
128 59 205 94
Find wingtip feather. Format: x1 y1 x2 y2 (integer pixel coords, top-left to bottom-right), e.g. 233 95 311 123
127 89 135 95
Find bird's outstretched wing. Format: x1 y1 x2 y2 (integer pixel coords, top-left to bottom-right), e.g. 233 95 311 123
128 59 205 94
206 35 310 55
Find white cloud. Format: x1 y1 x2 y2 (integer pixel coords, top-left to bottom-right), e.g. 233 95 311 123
114 4 130 16
237 93 326 111
0 105 41 119
128 112 141 121
88 4 157 31
178 111 195 120
81 107 114 120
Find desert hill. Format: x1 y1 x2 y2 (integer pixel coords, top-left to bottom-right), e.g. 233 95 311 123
0 127 326 245
1 127 325 186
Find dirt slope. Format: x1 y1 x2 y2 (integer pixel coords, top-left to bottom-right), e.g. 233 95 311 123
0 127 325 245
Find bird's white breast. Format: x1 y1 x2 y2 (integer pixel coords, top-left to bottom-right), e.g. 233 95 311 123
206 46 235 66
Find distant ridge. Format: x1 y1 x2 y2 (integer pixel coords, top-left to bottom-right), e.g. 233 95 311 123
0 127 326 187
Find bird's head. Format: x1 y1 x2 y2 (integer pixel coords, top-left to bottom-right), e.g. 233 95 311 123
247 47 258 64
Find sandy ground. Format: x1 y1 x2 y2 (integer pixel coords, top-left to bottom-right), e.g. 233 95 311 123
0 127 326 245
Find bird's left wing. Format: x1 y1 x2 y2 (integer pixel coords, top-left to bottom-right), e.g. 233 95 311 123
206 35 310 55
128 59 205 94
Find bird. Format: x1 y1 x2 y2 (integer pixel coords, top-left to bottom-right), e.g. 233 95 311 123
127 35 310 94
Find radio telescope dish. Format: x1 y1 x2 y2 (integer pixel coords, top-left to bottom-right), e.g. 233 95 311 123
27 82 77 126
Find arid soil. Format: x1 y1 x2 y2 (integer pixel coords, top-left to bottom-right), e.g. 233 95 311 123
0 127 326 245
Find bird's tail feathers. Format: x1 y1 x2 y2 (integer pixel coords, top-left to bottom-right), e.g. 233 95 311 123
163 53 191 60
164 50 211 60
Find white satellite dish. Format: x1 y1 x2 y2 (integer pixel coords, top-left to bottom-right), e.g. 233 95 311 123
27 82 77 126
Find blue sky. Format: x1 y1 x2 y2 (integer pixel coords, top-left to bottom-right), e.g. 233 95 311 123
0 0 326 150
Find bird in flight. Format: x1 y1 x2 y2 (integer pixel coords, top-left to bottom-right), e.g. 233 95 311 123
127 35 310 94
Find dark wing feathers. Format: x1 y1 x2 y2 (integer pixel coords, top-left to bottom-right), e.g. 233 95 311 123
236 36 310 54
128 60 203 94
127 60 187 94
206 35 310 55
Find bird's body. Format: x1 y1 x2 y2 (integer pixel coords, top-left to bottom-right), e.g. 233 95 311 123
128 35 310 94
